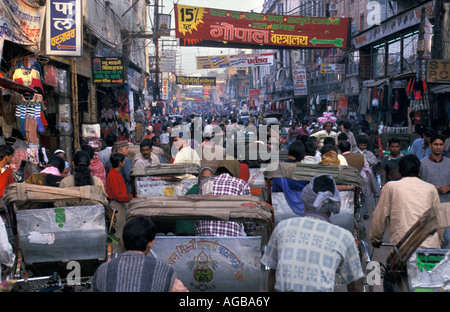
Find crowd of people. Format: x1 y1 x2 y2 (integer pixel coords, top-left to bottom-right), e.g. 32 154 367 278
1 110 450 293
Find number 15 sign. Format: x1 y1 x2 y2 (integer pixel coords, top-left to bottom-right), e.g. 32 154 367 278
46 0 82 56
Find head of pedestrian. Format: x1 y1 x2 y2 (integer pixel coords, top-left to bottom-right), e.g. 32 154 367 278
140 139 153 160
215 159 240 178
429 134 445 156
388 137 401 157
320 144 340 165
324 122 333 133
0 145 14 166
398 154 421 178
151 136 161 147
198 167 214 184
113 141 130 156
47 155 66 174
356 135 369 151
301 174 341 217
54 149 66 160
288 141 305 163
171 125 189 150
122 216 157 254
337 132 348 144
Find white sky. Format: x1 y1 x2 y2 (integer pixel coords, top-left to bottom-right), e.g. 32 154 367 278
158 0 265 75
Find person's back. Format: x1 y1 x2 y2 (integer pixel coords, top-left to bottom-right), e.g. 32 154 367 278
261 174 363 292
264 216 359 292
195 159 251 236
92 252 175 292
381 155 403 183
371 154 441 248
92 216 179 292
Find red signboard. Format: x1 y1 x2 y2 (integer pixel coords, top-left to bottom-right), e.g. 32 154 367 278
175 4 351 49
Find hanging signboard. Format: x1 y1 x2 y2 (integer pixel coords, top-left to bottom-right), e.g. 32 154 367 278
0 0 46 49
196 53 274 69
175 4 350 49
292 68 307 96
158 13 172 37
0 0 46 47
92 57 125 85
320 63 346 74
162 79 169 100
426 59 450 84
176 76 216 86
160 51 177 72
46 0 82 56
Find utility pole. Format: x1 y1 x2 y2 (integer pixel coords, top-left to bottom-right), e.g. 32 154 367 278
431 0 443 60
153 0 161 102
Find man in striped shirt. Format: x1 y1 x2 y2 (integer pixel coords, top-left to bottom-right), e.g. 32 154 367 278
194 159 252 236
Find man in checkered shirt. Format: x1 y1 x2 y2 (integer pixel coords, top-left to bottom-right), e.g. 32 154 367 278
194 159 252 236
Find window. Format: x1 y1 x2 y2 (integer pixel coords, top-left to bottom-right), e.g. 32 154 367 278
373 44 385 78
403 32 418 71
387 38 401 75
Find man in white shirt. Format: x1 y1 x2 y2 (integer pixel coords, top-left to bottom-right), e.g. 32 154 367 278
171 126 201 166
355 135 378 167
132 138 160 168
310 122 337 148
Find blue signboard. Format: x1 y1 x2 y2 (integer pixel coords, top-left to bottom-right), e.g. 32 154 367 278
46 0 82 56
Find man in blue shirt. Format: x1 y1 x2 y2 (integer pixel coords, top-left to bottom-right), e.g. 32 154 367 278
408 131 432 160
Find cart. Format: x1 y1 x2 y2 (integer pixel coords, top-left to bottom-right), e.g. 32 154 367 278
126 195 274 292
2 183 113 292
131 163 200 197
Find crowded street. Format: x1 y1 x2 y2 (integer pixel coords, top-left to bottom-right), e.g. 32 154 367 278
1 0 450 296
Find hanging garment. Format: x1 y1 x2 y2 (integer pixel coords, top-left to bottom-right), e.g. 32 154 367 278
12 61 44 95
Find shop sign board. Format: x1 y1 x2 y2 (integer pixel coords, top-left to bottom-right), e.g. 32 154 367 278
46 0 82 56
0 0 46 49
162 79 169 100
175 4 350 49
426 59 450 84
320 63 346 74
353 1 434 49
176 76 216 86
92 57 125 85
196 53 274 70
292 68 307 96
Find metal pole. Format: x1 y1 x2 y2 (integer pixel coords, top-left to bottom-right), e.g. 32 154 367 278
71 57 80 153
154 0 160 101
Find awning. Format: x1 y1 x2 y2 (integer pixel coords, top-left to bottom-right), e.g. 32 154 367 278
430 84 450 94
364 78 388 88
392 70 415 80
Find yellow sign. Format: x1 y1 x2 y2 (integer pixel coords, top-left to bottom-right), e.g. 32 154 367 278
427 59 450 83
177 5 207 36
